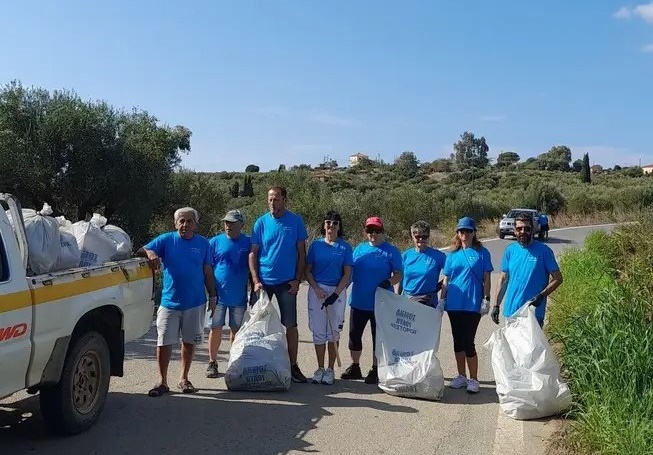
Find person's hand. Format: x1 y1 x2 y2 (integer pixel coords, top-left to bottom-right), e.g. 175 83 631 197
491 305 501 325
314 287 328 300
526 294 544 307
435 280 443 293
288 280 300 295
207 296 217 318
378 279 391 289
321 293 338 309
145 251 161 271
253 281 263 293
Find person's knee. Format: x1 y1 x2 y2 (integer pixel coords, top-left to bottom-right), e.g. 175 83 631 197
465 346 477 358
453 338 465 353
348 332 363 351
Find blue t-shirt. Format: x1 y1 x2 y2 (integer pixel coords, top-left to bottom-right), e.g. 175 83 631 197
145 232 211 311
539 214 549 225
251 211 308 285
500 241 559 320
443 246 494 313
349 241 403 311
210 233 251 307
306 238 354 286
401 247 447 305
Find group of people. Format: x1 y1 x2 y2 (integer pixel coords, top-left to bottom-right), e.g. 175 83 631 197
139 185 563 398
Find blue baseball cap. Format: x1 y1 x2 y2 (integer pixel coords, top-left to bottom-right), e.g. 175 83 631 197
457 216 476 231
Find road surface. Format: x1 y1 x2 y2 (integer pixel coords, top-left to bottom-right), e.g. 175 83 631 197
0 224 615 455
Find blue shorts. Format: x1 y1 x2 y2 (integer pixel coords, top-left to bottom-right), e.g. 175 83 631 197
262 282 298 328
210 303 246 330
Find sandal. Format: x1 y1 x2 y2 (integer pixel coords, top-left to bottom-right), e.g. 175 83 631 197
148 384 169 397
178 380 197 394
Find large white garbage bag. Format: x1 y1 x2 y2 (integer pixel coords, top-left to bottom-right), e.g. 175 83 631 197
225 293 291 391
10 203 61 275
53 216 81 271
103 224 132 260
484 303 572 420
375 288 445 401
71 217 118 267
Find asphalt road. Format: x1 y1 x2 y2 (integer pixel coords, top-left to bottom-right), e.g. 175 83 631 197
0 224 615 455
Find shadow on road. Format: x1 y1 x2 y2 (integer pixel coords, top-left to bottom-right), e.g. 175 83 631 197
0 379 418 455
542 237 574 245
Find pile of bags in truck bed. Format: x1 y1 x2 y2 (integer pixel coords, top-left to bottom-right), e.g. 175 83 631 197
6 203 133 275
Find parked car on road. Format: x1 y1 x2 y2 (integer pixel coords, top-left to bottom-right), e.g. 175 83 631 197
497 208 543 240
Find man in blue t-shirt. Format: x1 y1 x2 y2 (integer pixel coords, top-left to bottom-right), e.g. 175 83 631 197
249 186 309 383
140 207 216 397
205 209 252 379
493 213 563 328
539 213 550 241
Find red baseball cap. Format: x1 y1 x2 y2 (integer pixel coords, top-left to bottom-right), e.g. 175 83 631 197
365 216 384 228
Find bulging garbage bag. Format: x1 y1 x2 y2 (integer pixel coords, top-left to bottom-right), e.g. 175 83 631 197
375 288 445 401
225 293 291 392
484 303 572 420
7 203 61 275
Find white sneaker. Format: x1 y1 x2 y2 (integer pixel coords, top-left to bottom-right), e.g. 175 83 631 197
321 368 335 385
466 378 480 394
449 374 468 389
312 368 325 384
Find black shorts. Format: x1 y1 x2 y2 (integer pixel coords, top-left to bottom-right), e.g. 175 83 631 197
447 311 482 358
541 224 549 232
348 307 376 352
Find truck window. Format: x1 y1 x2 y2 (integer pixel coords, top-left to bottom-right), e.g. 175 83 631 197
0 231 9 282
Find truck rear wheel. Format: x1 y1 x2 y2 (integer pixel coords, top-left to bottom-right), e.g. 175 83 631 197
40 331 111 435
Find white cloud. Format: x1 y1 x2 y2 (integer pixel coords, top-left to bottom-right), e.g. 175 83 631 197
642 43 653 52
634 2 653 22
613 6 632 18
309 113 360 127
480 114 506 122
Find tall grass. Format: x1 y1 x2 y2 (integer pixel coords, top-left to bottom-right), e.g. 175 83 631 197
547 224 653 454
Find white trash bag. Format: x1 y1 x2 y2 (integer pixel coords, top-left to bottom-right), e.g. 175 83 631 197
8 203 61 275
103 224 132 260
375 288 445 401
484 303 572 420
71 215 118 267
53 216 81 271
225 292 291 392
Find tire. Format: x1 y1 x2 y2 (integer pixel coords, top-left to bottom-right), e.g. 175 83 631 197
40 331 111 435
499 233 505 239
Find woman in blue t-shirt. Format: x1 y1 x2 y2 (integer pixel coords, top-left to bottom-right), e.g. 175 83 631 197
341 216 403 385
398 220 447 307
305 211 353 385
441 216 493 394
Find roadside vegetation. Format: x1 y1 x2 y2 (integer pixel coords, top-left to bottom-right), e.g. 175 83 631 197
2 80 652 252
547 220 653 455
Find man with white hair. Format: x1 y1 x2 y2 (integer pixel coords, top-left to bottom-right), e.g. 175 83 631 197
140 207 217 397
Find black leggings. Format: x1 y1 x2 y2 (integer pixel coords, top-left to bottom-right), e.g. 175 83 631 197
348 307 376 352
448 311 482 358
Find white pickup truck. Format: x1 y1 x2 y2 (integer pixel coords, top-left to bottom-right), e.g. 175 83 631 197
0 193 155 435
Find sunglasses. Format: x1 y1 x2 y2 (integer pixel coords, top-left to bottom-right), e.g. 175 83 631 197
457 229 473 234
325 220 340 226
515 226 532 232
365 227 382 234
413 234 429 240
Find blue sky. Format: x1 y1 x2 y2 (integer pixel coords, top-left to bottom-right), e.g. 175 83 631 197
1 0 652 171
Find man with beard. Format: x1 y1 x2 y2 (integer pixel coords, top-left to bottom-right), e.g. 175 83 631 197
492 213 563 328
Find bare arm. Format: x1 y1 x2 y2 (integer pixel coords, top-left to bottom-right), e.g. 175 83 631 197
483 271 491 300
495 272 509 307
248 244 262 291
335 265 352 296
389 270 403 294
305 263 327 299
540 270 563 298
203 264 216 298
440 276 449 299
295 240 306 282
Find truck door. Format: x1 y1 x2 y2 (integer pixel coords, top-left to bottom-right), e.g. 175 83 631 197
0 223 33 398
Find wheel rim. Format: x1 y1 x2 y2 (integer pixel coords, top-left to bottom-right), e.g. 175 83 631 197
71 350 102 415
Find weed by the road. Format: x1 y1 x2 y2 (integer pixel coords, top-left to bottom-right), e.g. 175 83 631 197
547 223 653 455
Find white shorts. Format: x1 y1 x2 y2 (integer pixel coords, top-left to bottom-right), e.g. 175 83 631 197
156 305 205 347
307 284 346 345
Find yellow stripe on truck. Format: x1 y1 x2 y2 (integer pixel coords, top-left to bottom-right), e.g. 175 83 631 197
0 264 153 314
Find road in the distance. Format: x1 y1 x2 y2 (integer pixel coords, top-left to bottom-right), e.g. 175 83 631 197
0 225 615 455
